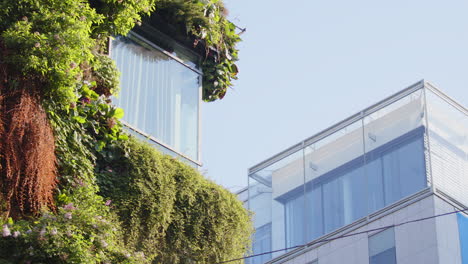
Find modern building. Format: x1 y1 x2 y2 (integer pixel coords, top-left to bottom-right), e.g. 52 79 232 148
110 18 202 167
247 80 467 264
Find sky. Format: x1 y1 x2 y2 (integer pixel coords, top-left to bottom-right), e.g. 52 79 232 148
201 0 468 192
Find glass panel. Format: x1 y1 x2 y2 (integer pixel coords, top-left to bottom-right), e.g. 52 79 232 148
248 177 272 264
111 36 200 161
370 248 397 264
364 89 427 212
397 138 427 197
249 149 304 260
426 89 468 206
247 223 272 264
304 120 365 238
381 135 426 205
133 24 201 69
369 228 396 264
285 195 305 247
124 128 198 168
305 185 323 240
367 158 385 213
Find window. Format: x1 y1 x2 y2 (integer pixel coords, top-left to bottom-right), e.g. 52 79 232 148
369 228 397 264
111 33 200 161
247 223 272 264
281 127 426 247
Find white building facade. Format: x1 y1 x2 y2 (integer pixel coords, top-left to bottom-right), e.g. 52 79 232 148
247 81 468 264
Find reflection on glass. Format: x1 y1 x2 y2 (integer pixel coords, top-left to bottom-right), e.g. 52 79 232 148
247 223 272 264
251 127 426 254
111 35 200 160
249 88 431 260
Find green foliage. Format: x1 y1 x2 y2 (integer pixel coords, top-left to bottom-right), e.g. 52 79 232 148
91 53 122 96
0 79 146 263
0 207 147 264
151 0 242 101
0 0 249 263
0 0 97 105
91 0 157 37
97 137 252 263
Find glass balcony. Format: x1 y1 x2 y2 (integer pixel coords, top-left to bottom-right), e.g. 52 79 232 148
111 28 201 165
247 81 468 263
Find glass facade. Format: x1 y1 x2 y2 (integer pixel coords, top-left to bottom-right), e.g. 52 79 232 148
111 31 201 163
248 82 468 263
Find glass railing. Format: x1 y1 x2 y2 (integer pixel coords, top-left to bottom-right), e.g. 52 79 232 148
425 84 468 206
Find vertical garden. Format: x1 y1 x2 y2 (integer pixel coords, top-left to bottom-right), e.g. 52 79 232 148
0 0 251 263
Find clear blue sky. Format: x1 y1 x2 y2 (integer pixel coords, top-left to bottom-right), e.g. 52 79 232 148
201 0 468 192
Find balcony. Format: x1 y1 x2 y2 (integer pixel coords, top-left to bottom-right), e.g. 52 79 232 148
247 80 468 263
111 24 202 167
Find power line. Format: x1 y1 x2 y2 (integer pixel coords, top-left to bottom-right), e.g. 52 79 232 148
216 207 468 264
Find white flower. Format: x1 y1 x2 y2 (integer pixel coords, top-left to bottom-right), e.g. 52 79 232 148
39 228 46 237
64 212 72 220
12 231 20 238
51 228 58 236
101 240 108 248
2 225 11 237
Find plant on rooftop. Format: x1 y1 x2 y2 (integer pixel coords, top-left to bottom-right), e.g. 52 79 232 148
0 0 250 263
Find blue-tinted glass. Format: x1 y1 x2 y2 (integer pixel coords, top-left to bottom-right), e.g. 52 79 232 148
370 248 397 264
383 137 426 205
398 138 426 197
382 150 401 205
305 186 323 241
367 159 385 213
323 178 344 233
286 195 305 247
249 223 272 264
457 213 468 264
369 228 396 264
283 129 426 248
343 166 367 223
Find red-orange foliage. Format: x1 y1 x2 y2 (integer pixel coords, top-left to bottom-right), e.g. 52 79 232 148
0 43 58 218
1 87 58 218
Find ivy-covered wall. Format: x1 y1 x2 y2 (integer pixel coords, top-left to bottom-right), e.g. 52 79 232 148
0 0 251 263
97 138 252 263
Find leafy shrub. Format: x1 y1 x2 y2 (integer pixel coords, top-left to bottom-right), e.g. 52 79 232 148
97 137 252 263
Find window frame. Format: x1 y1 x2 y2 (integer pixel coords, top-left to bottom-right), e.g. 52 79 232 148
110 30 203 166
